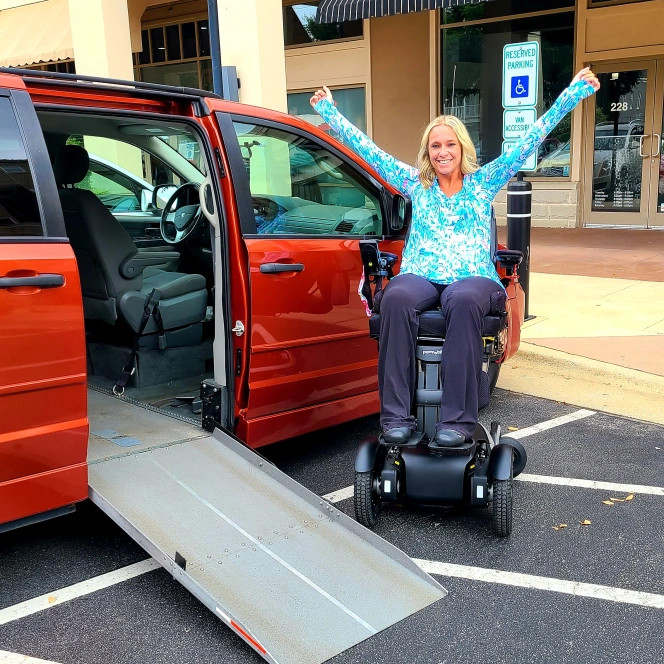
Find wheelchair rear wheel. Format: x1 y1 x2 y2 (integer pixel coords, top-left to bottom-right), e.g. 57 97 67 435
488 360 501 393
354 469 381 528
509 438 527 477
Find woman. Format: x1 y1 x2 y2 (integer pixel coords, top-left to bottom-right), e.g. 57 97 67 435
310 68 600 448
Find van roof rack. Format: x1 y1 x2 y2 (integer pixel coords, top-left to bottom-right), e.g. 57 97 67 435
0 67 223 113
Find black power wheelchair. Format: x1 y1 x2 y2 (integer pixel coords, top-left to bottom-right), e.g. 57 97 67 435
355 223 527 537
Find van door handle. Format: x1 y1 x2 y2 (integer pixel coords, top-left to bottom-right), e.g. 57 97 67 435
0 273 65 289
259 262 304 274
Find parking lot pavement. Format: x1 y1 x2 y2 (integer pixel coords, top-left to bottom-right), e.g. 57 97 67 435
1 390 662 664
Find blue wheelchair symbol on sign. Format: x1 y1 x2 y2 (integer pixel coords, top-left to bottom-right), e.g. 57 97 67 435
511 76 529 99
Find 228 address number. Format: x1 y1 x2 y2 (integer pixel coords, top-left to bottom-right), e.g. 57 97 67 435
611 102 629 112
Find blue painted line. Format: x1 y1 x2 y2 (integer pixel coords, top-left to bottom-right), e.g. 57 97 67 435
91 429 143 447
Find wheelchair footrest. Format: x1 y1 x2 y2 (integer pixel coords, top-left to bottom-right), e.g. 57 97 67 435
426 439 476 456
378 430 425 448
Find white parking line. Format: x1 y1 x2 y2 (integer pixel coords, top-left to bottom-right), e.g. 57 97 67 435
0 652 62 664
322 474 664 504
503 409 596 439
414 560 664 610
322 486 355 503
0 559 160 626
1 409 657 629
516 474 664 496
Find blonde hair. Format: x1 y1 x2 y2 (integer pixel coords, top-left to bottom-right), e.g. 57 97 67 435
416 115 479 188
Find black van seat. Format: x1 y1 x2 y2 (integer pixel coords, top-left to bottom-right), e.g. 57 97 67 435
53 144 207 339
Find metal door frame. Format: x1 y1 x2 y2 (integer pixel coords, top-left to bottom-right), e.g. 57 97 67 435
582 59 664 228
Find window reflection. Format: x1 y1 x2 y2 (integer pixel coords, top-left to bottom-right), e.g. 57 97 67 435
442 12 574 173
0 98 43 237
232 121 381 236
283 1 362 46
288 88 367 137
591 69 646 212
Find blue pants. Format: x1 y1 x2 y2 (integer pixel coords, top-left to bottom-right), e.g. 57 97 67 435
378 273 504 439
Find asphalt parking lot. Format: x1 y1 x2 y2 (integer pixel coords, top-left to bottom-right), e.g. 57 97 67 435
1 388 663 664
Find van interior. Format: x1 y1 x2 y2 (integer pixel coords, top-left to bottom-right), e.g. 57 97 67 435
38 109 219 423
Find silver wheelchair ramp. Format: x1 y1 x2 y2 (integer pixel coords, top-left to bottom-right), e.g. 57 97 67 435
88 425 446 664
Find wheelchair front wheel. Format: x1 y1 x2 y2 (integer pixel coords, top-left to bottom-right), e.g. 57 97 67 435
492 477 513 537
354 469 381 529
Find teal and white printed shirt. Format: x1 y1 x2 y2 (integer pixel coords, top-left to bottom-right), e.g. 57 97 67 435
315 80 595 287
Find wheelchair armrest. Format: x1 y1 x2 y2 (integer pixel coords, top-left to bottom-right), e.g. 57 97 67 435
495 249 523 268
359 239 397 277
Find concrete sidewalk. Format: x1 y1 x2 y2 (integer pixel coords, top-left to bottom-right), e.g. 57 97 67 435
496 227 664 424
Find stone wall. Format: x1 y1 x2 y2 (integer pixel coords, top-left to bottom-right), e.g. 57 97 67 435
493 181 580 228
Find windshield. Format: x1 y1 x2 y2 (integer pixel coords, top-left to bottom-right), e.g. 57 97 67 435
157 134 206 175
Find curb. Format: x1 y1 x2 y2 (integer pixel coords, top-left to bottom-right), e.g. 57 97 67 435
498 343 664 425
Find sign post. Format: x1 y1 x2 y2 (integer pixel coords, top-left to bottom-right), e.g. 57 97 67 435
502 41 539 319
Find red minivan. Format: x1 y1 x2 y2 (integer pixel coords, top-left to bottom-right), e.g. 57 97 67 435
0 69 411 527
0 69 522 529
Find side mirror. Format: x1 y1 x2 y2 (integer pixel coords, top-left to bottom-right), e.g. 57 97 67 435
152 184 178 210
390 194 411 233
140 189 152 212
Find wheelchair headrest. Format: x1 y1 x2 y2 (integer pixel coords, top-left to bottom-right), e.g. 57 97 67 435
53 144 90 186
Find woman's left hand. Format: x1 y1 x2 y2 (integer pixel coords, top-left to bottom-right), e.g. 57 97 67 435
571 67 600 92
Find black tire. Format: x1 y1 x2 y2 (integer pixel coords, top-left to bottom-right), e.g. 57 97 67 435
502 436 527 477
493 477 513 537
479 360 500 411
488 360 501 394
354 469 381 528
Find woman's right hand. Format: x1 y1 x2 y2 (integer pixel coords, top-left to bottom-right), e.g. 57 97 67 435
310 85 333 108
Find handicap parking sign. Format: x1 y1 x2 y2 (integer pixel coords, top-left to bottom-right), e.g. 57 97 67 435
511 76 529 99
503 41 539 108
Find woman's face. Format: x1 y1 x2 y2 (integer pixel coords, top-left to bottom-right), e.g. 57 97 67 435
427 124 462 179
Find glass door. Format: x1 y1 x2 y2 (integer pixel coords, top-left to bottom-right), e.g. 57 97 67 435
583 60 664 227
650 62 664 226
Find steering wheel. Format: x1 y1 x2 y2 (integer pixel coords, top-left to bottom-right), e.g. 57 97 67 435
160 182 205 244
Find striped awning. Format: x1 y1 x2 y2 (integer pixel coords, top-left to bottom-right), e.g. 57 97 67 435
0 0 73 67
316 0 493 23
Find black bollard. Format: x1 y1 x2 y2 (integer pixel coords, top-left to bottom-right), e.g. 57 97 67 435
506 172 534 320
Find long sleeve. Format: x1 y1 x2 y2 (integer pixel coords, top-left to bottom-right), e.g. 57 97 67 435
478 80 596 198
314 98 419 194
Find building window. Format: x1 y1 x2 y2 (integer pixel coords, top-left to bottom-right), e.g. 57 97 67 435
283 1 362 47
288 87 367 137
442 0 574 23
587 0 648 6
134 19 211 90
25 60 76 74
441 9 574 176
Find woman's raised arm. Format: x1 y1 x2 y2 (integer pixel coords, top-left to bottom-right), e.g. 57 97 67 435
310 85 418 194
479 68 600 198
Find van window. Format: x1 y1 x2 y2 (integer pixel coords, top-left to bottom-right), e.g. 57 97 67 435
68 134 198 212
81 157 145 212
0 97 43 237
232 121 383 236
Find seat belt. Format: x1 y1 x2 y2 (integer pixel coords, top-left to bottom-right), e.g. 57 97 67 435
113 288 166 395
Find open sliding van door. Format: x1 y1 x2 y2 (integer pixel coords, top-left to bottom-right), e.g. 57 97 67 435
0 75 88 528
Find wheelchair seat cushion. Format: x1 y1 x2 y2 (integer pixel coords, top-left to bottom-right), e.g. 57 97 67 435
369 288 507 340
369 310 505 339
